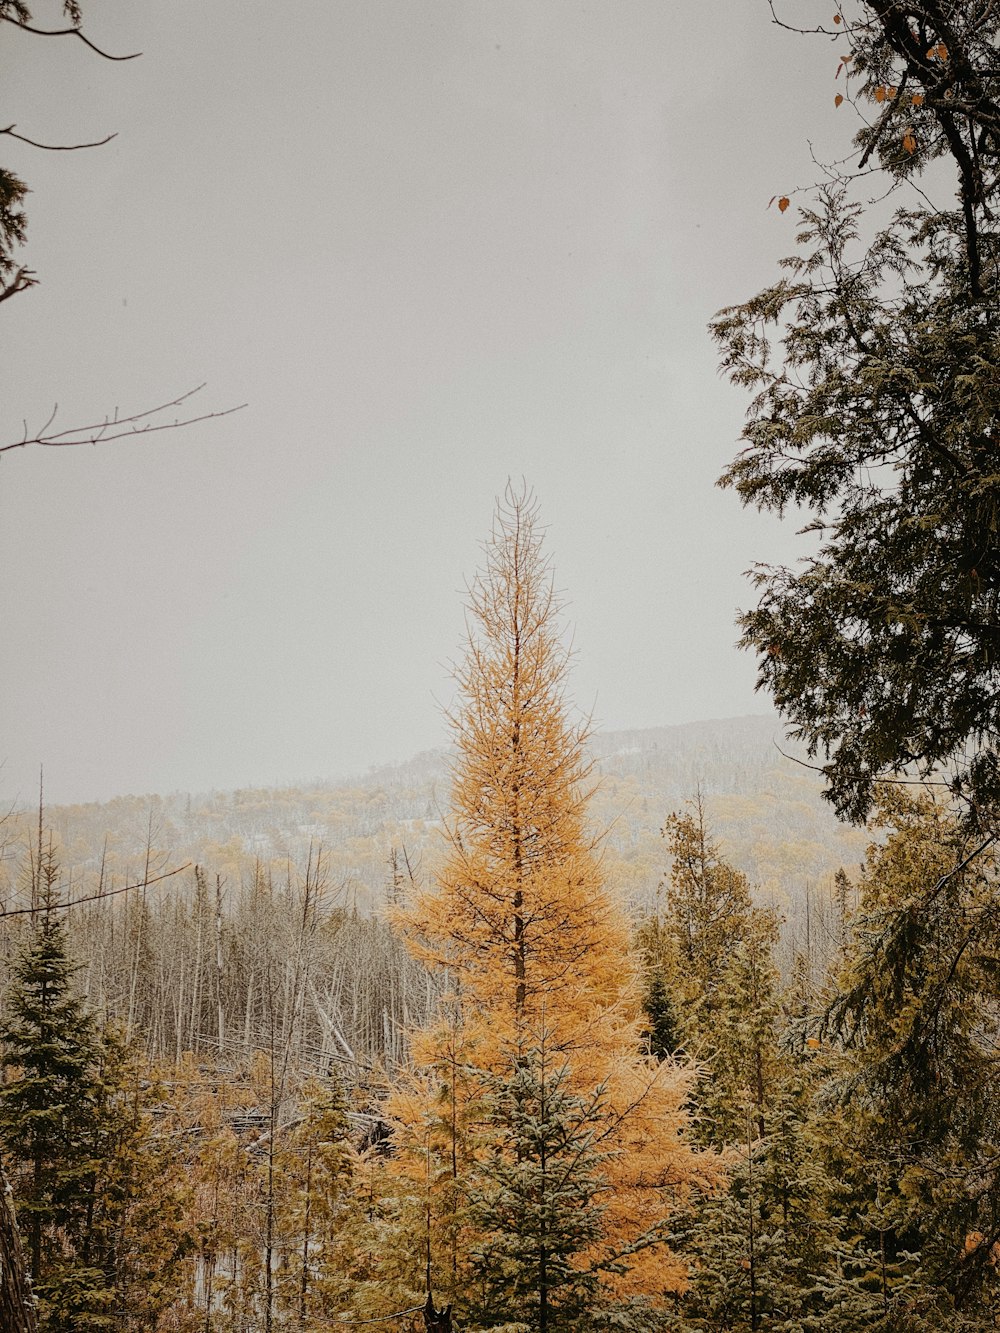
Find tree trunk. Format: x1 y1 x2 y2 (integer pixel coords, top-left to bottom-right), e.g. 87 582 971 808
422 1292 452 1332
0 1160 37 1333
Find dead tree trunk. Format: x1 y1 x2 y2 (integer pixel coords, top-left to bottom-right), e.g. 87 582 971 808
422 1292 452 1332
0 1162 37 1333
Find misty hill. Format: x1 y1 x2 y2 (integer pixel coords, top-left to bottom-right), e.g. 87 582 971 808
13 716 868 940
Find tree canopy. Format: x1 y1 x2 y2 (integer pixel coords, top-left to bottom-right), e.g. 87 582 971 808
716 2 1000 824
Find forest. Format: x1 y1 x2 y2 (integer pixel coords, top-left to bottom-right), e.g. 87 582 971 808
4 1 1000 1331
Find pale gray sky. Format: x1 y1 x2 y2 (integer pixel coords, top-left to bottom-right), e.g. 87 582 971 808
1 1 845 804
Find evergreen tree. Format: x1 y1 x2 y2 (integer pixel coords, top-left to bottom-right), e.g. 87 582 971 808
466 1038 612 1333
715 6 1000 825
273 1077 355 1326
0 844 191 1331
670 1089 838 1333
815 792 1000 1325
84 1033 194 1332
637 804 783 1147
0 882 107 1328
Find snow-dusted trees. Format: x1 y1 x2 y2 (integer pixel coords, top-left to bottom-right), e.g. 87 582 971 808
385 486 714 1324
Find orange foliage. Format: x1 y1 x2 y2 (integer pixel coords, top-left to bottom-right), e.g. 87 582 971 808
391 485 717 1305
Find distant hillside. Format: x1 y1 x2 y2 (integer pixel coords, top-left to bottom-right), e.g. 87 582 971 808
5 715 868 940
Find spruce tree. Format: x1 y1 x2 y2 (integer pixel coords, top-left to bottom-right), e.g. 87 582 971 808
273 1077 355 1326
0 879 107 1328
466 1038 612 1333
0 844 190 1332
638 803 783 1147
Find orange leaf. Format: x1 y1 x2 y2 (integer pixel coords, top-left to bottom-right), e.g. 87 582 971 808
778 196 790 213
834 93 844 107
875 85 887 102
833 12 841 21
936 42 948 60
911 92 925 107
903 131 917 153
888 85 897 98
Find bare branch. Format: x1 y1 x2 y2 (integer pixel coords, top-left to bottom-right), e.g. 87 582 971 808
1 384 247 456
0 861 191 920
1 15 140 60
767 0 843 38
1 123 116 151
0 266 36 305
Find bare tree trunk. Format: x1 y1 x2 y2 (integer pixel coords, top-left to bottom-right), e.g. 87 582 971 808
422 1293 452 1332
0 1160 37 1333
298 1139 313 1328
215 875 225 1057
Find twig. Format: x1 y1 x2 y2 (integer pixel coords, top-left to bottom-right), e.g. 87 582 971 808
0 861 191 920
1 124 116 151
1 384 247 455
0 267 36 305
1 15 141 60
771 740 951 786
313 1305 424 1327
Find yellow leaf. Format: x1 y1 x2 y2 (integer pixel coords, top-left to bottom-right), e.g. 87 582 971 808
778 196 790 213
834 93 844 107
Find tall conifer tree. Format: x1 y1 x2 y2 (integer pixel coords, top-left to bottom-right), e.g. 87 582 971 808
0 845 107 1328
391 485 715 1317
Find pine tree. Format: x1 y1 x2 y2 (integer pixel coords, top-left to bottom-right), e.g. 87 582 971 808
83 1032 194 1332
0 854 108 1328
670 1090 838 1333
714 7 1000 825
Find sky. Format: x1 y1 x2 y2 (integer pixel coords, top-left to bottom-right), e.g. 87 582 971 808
1 1 850 805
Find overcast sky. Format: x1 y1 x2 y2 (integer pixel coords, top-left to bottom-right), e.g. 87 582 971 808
1 1 849 805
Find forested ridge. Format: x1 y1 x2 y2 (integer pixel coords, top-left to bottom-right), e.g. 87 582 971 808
6 714 866 916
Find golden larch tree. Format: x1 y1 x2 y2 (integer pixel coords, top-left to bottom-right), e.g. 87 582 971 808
386 485 716 1315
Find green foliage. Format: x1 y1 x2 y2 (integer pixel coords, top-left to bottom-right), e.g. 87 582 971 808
715 3 1000 826
0 2 82 290
466 1041 616 1333
0 903 104 1323
0 169 28 277
818 793 1000 1323
669 1092 837 1331
0 871 192 1331
716 187 1000 824
272 1077 355 1324
640 966 681 1061
637 803 783 1147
